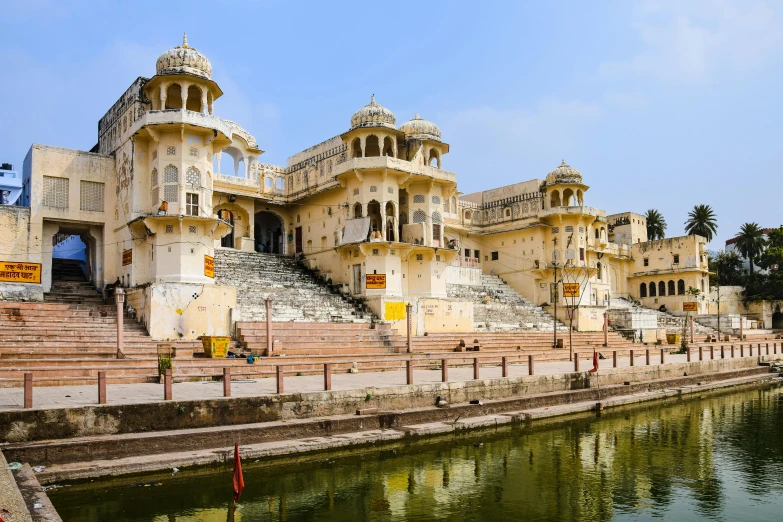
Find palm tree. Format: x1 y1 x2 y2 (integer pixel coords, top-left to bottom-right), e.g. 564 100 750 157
735 222 767 274
684 204 718 242
644 209 667 240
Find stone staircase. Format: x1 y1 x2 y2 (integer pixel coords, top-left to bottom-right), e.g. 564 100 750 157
608 297 716 335
214 249 374 323
44 259 104 305
447 274 568 332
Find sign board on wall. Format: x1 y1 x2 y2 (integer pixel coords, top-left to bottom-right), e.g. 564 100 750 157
384 301 406 321
0 262 42 284
366 274 386 289
563 283 580 298
122 249 132 266
682 302 698 312
204 255 215 278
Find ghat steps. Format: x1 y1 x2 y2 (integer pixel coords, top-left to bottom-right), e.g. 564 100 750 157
447 274 568 332
608 297 717 335
214 249 373 323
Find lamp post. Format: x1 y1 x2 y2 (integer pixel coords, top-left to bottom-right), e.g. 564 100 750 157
115 287 125 357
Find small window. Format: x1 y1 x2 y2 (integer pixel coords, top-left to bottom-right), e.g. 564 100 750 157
370 186 377 193
167 146 176 155
353 188 360 196
552 227 559 234
505 208 511 217
436 255 441 262
673 254 680 264
186 193 199 216
165 225 173 233
413 195 425 204
565 226 573 232
416 254 423 261
474 250 480 259
189 147 198 157
152 150 158 160
188 225 197 234
643 258 649 267
388 187 393 194
491 251 499 261
432 196 441 204
579 248 584 261
465 248 471 258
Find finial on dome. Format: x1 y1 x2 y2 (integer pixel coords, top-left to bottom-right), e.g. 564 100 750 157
414 113 421 119
370 94 376 105
561 159 567 166
182 31 189 48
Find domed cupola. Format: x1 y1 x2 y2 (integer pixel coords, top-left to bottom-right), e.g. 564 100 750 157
399 113 441 142
350 95 396 130
546 160 583 186
156 32 212 80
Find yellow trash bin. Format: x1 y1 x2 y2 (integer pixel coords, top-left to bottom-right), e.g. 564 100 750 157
666 334 681 345
201 336 230 358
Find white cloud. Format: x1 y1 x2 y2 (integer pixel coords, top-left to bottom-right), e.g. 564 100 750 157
601 0 783 85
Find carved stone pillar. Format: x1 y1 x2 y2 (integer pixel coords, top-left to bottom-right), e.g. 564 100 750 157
160 83 167 110
181 82 189 111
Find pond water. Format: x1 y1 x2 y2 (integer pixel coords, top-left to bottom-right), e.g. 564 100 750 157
49 383 783 521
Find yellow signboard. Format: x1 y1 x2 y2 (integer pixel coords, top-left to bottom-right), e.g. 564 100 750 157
0 261 42 284
366 274 386 289
563 283 580 298
384 301 406 321
682 302 698 312
122 249 132 266
204 255 215 278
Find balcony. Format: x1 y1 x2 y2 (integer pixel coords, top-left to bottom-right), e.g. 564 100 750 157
334 156 457 183
539 205 606 220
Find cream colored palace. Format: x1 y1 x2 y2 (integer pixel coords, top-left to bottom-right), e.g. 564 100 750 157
0 35 710 338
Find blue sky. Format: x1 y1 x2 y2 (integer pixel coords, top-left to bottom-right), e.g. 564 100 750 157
2 0 781 248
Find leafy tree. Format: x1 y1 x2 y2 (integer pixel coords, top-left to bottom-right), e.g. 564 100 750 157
684 204 718 242
734 222 767 274
708 250 744 287
645 209 667 240
743 226 783 302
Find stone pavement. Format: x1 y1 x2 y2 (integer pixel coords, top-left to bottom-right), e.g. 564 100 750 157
0 353 694 412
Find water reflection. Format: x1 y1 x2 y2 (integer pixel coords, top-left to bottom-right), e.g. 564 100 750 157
50 384 783 521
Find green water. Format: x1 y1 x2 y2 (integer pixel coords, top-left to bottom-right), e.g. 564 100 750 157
49 384 783 521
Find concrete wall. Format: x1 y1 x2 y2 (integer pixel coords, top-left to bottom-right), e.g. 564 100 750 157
0 206 43 301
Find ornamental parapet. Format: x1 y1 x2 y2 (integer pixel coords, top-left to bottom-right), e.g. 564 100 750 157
334 156 457 183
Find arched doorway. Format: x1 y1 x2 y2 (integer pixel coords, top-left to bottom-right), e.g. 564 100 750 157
220 211 235 248
254 211 284 254
773 306 783 329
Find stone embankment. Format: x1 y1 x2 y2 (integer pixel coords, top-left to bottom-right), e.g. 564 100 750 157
1 356 779 487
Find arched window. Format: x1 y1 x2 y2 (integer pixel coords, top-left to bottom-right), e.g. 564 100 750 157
276 177 285 190
504 208 511 218
413 210 426 223
186 85 202 112
163 165 178 203
352 138 362 158
563 188 574 206
678 279 685 295
658 281 666 296
668 280 675 296
429 149 440 168
165 84 182 109
264 177 273 189
353 203 362 218
296 214 301 223
650 282 657 297
432 211 442 245
451 196 457 213
597 262 602 281
550 190 561 208
365 135 380 157
465 210 472 221
185 166 200 188
595 228 599 239
701 279 705 293
640 283 648 298
383 136 394 157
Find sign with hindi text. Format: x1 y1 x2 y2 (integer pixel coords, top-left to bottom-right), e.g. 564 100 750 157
563 283 580 298
682 302 698 312
204 255 215 278
122 249 132 266
366 274 386 289
0 261 42 284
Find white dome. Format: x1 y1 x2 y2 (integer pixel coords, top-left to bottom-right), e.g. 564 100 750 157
350 95 396 130
156 32 212 80
546 160 583 186
399 113 441 141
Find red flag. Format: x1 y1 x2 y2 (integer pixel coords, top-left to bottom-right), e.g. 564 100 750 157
588 351 599 373
233 443 244 503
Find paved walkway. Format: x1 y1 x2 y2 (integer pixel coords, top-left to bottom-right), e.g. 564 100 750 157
0 353 704 411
